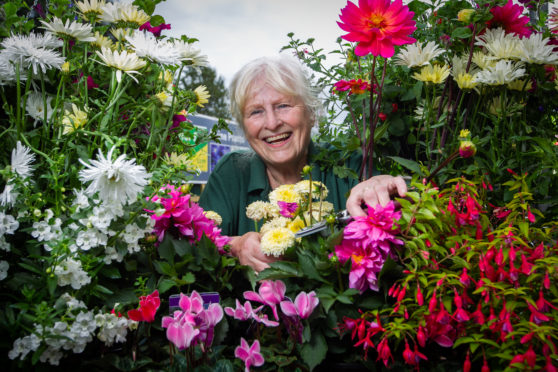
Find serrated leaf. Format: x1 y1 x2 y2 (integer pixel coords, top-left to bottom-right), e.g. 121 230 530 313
300 331 327 371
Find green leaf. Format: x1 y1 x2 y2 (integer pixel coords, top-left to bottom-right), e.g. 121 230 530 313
158 235 176 263
152 260 176 276
451 27 473 39
300 330 327 371
387 156 424 176
298 253 325 282
47 275 57 296
158 278 176 294
100 266 121 279
182 272 195 284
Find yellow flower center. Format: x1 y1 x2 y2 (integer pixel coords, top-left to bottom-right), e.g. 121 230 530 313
368 14 385 29
352 254 364 264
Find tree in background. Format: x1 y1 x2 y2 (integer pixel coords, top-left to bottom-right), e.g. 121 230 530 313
180 65 231 120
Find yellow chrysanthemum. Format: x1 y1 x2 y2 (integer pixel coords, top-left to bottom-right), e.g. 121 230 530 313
455 72 479 91
294 180 329 200
472 51 496 70
62 104 88 134
287 217 306 234
118 4 150 26
91 31 113 49
507 79 532 91
75 0 106 21
204 211 222 226
164 152 192 168
268 184 302 205
159 70 174 85
260 227 295 257
457 9 475 23
412 64 450 84
193 85 210 108
260 217 289 236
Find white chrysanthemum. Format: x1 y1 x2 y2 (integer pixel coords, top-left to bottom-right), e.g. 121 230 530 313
40 17 96 42
517 33 558 65
79 146 150 206
0 260 8 280
126 31 181 66
54 257 91 290
95 47 146 82
110 27 134 42
10 141 35 179
0 33 64 75
75 0 106 20
26 91 54 122
260 216 289 236
474 60 526 85
118 3 150 25
204 211 223 226
294 180 329 199
260 227 295 257
268 184 302 205
172 39 210 67
471 50 496 70
246 201 278 221
451 54 479 77
394 41 445 68
475 28 522 60
99 1 121 23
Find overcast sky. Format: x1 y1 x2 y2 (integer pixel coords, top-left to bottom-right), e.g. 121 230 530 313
156 0 349 84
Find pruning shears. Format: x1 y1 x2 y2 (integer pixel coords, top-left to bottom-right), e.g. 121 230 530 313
294 209 353 238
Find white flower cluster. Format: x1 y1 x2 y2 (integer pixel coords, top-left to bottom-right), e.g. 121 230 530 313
31 209 63 251
95 311 135 347
0 212 19 236
54 257 91 290
9 310 97 366
0 260 9 280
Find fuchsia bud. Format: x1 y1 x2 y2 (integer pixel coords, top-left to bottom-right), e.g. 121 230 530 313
524 346 536 368
428 291 437 312
417 326 427 347
527 208 536 223
397 285 407 302
416 285 424 306
481 358 490 372
544 272 551 289
463 352 471 372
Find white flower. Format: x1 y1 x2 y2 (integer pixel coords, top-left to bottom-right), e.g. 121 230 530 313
246 201 278 221
104 246 124 264
517 33 558 65
0 235 10 251
79 146 149 206
100 1 149 25
40 17 96 42
95 47 147 83
60 293 87 311
95 312 131 346
75 227 107 251
475 28 522 60
474 60 526 85
8 333 40 361
394 41 445 68
451 54 479 77
54 257 91 289
10 141 35 179
72 189 90 211
172 39 210 67
0 33 64 76
294 180 329 199
260 227 295 257
75 0 106 19
26 91 54 123
126 31 181 66
0 183 18 207
0 260 8 280
471 50 496 70
0 212 19 236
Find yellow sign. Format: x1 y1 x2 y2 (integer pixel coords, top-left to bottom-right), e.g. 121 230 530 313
190 143 208 172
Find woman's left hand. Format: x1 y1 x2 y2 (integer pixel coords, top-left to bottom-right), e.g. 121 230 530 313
346 175 408 217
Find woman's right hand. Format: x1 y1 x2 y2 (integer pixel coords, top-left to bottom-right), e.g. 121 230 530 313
229 232 279 273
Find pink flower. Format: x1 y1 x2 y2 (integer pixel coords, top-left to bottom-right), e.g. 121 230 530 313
334 78 373 94
147 185 230 251
127 290 160 322
244 280 286 320
225 299 259 321
280 291 319 319
235 338 265 372
139 21 171 37
334 201 403 292
459 140 476 158
338 0 416 58
163 316 200 350
486 0 532 38
277 201 298 218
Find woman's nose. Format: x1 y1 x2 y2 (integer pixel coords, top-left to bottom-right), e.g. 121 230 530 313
263 109 282 130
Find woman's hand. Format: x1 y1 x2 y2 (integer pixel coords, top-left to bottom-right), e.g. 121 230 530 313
346 175 408 217
229 232 280 273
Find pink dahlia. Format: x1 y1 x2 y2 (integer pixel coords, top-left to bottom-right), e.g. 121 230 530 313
486 0 532 38
334 78 374 95
338 0 416 58
147 185 230 251
334 201 403 292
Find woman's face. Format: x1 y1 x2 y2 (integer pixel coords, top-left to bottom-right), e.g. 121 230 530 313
242 80 312 171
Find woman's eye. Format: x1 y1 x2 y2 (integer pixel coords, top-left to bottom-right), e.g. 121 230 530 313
277 104 290 110
248 109 263 117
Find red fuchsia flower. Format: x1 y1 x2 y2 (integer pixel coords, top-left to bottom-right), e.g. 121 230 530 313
277 201 298 218
147 185 230 252
334 78 373 94
463 352 472 372
235 338 264 372
486 0 532 38
127 290 160 322
139 21 171 37
376 337 393 366
280 291 319 319
243 280 286 321
481 358 490 372
402 341 428 366
338 0 417 58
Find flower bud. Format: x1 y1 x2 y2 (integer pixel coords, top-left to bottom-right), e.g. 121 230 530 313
302 165 312 175
459 140 477 158
180 184 192 194
33 209 42 217
145 234 157 243
61 61 70 74
457 9 475 23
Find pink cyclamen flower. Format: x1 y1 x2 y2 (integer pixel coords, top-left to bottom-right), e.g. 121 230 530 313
244 280 286 320
163 314 200 350
225 299 259 321
280 291 319 319
486 0 532 38
338 0 417 58
235 338 265 372
127 290 160 322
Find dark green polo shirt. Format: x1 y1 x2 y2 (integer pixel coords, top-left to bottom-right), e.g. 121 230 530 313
199 142 362 236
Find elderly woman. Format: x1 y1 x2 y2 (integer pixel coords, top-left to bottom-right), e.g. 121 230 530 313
199 55 407 272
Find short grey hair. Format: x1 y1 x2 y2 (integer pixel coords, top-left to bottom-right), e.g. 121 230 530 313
229 55 323 129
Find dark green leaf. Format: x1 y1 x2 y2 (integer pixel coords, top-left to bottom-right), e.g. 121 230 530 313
300 331 327 371
451 27 473 39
